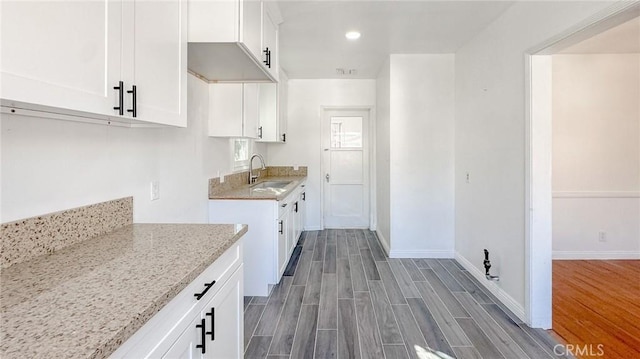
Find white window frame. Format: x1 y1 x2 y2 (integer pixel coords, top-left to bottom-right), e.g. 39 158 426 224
232 138 251 172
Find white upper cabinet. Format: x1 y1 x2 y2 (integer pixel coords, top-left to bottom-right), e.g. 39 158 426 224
123 0 188 127
257 83 278 142
0 0 122 118
209 83 259 139
257 69 288 143
188 0 281 82
262 6 279 80
0 0 187 127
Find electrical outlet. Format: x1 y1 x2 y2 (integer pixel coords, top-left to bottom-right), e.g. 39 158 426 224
598 231 607 242
150 181 160 201
466 172 471 184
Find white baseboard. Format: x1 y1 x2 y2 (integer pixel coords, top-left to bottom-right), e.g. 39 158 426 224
455 252 526 323
303 226 323 231
553 250 640 260
375 230 390 256
389 250 454 259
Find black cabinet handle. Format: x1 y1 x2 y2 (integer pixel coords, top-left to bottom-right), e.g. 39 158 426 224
113 81 124 115
263 47 270 68
196 318 206 354
194 281 216 300
282 133 286 142
127 85 137 118
258 126 263 139
294 201 298 213
302 192 306 201
279 220 283 234
205 307 215 341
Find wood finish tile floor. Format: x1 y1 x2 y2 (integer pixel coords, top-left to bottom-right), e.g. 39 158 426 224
244 229 564 359
553 260 640 359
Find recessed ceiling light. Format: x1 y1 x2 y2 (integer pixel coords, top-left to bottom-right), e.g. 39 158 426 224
345 31 361 40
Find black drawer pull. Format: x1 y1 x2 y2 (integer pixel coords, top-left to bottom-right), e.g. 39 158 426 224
206 307 215 341
302 192 306 201
194 281 216 300
279 220 283 234
294 201 298 213
196 318 206 354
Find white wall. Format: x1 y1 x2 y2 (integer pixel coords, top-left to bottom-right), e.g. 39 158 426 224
1 74 267 223
375 58 391 250
387 54 456 257
267 79 377 230
552 54 640 259
454 1 613 313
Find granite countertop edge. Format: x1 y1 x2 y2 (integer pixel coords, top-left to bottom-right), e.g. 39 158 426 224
209 176 307 201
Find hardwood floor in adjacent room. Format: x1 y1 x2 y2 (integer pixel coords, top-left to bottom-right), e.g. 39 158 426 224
244 229 565 359
553 260 640 359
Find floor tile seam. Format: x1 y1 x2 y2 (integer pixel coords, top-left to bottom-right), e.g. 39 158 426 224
293 252 314 286
440 259 494 302
518 325 564 359
387 259 422 300
375 260 408 305
369 278 406 351
245 304 269 353
403 292 458 353
480 303 554 358
264 280 296 355
278 287 306 357
416 279 473 345
430 260 468 294
461 298 532 359
363 286 390 359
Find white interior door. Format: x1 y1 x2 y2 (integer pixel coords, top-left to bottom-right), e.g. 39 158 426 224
322 110 370 228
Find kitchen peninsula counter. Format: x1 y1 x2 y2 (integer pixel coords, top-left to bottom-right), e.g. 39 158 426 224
0 223 247 359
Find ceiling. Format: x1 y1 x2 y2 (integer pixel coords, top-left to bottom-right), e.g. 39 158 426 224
559 16 640 54
276 1 514 79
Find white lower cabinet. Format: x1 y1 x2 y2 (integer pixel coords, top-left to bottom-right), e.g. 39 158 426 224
111 240 243 359
208 181 306 296
276 212 288 281
164 268 243 359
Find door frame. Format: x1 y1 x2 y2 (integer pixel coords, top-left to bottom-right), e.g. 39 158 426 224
320 106 375 230
524 2 639 328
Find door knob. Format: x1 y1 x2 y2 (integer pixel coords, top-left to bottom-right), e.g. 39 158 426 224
326 173 330 182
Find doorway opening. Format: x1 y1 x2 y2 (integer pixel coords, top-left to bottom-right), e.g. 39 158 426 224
526 1 639 352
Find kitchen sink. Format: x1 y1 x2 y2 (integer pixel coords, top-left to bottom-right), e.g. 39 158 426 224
251 181 291 189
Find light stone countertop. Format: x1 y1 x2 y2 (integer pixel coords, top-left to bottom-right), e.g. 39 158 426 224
0 223 247 359
209 176 307 201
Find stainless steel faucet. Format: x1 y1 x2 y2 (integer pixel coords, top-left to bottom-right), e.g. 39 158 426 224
248 153 266 184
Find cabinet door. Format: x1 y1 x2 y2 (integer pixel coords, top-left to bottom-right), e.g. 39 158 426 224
278 70 289 142
163 315 204 359
257 83 278 142
124 0 187 127
205 268 244 359
287 204 296 255
209 84 243 137
243 83 259 139
0 0 121 116
262 8 278 79
188 0 239 43
241 0 262 61
277 216 288 278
